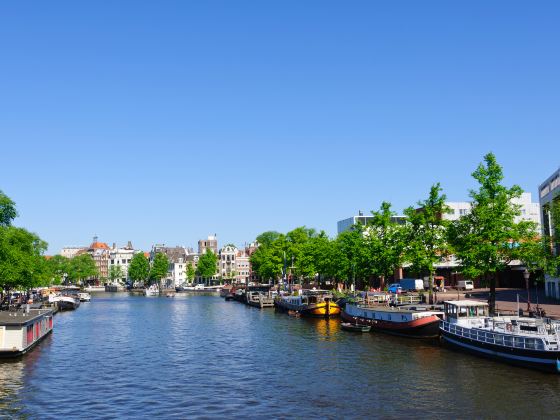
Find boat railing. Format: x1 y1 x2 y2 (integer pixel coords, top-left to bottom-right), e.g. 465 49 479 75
441 320 548 351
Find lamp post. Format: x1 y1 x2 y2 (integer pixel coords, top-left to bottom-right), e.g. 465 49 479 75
523 268 531 312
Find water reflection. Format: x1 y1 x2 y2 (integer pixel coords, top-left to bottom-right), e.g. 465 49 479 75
2 294 560 418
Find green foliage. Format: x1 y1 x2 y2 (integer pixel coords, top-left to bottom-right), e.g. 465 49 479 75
128 252 150 282
0 225 49 290
256 231 281 247
196 249 218 279
67 253 98 284
186 263 196 282
404 183 450 300
447 153 537 313
109 265 124 282
0 190 18 227
47 255 70 284
149 252 169 284
362 202 407 289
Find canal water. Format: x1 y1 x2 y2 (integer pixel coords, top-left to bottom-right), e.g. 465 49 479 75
1 293 560 419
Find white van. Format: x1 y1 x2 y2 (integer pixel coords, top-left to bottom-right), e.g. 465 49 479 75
457 280 474 291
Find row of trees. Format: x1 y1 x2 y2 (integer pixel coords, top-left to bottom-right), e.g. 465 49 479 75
250 153 559 313
0 191 52 292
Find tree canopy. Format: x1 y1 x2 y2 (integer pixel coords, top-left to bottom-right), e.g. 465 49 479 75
196 249 218 279
128 252 150 283
149 252 169 284
448 153 537 313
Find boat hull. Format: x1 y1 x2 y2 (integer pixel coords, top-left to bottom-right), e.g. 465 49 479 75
341 310 440 338
440 329 560 373
276 300 340 318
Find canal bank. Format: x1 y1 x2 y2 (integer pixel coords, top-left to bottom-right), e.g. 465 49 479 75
1 293 560 418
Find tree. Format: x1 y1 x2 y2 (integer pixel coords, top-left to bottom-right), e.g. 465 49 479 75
256 231 281 248
0 190 17 227
448 153 537 314
404 183 450 303
149 252 169 285
47 255 70 285
109 265 124 283
186 263 196 283
128 252 150 284
67 253 98 284
363 202 407 289
196 249 218 282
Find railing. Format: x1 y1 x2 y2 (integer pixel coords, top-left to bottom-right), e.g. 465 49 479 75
441 321 548 351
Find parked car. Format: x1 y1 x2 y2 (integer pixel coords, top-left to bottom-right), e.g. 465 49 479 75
387 284 402 294
457 280 474 291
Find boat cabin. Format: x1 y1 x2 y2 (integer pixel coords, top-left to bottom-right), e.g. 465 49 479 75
0 308 53 357
444 300 488 319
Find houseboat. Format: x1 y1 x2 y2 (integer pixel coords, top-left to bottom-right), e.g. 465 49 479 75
48 293 80 311
246 291 275 308
440 300 560 373
275 291 340 318
0 309 53 357
342 302 443 338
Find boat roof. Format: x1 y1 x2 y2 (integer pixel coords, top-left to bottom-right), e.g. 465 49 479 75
444 300 488 307
0 309 53 325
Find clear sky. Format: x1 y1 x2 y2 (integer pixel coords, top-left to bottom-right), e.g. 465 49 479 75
0 1 558 254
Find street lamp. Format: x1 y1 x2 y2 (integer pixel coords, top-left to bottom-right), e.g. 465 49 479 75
523 268 531 312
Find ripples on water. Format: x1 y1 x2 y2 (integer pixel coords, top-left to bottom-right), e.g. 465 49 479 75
1 293 560 419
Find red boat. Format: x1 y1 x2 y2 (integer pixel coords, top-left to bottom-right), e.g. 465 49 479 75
341 303 443 338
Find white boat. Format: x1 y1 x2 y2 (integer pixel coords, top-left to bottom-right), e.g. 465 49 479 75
48 294 80 310
440 300 560 373
77 292 91 302
144 284 160 296
84 285 106 293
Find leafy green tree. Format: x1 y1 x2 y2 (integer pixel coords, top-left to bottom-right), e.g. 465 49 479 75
47 255 69 285
67 253 98 284
186 263 196 283
404 183 450 302
109 265 124 283
129 252 150 284
448 153 537 314
363 202 407 289
196 249 218 281
333 228 365 288
0 190 17 227
149 252 169 285
256 231 281 248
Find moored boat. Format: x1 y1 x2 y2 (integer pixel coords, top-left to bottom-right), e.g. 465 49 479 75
77 292 91 302
342 302 443 338
0 309 54 358
341 322 371 333
48 294 80 311
275 291 340 318
440 300 560 373
144 284 160 296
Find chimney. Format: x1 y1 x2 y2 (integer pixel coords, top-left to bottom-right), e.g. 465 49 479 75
113 242 116 250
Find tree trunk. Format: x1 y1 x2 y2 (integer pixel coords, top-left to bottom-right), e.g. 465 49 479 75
380 275 385 290
428 272 434 305
489 273 496 315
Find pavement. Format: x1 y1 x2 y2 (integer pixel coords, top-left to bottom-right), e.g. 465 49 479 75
435 288 560 318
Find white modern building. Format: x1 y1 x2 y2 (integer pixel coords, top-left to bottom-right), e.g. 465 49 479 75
444 192 541 232
540 168 560 299
337 211 407 234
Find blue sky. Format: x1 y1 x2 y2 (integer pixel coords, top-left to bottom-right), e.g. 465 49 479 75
0 1 558 254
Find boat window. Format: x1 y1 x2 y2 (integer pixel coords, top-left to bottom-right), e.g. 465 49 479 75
458 307 468 317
